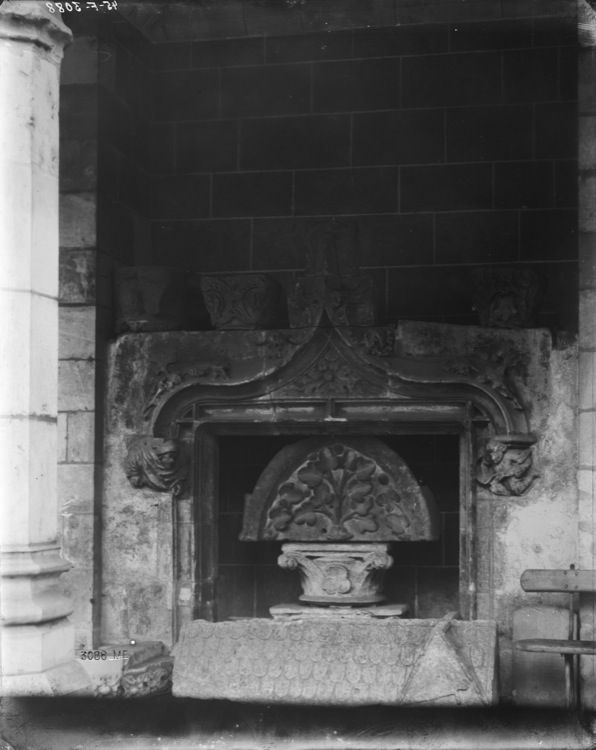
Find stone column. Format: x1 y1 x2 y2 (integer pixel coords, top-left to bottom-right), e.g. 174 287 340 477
0 1 89 694
578 0 596 711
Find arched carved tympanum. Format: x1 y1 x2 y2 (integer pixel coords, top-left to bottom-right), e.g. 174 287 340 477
240 437 439 543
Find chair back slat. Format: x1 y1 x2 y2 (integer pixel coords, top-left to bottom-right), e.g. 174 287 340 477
521 569 596 593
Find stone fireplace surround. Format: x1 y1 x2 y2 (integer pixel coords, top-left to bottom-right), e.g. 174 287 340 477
102 275 577 702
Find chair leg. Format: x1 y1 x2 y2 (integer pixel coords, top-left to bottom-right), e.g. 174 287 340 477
564 654 572 709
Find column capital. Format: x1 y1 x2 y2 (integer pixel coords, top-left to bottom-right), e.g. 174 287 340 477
0 1 72 54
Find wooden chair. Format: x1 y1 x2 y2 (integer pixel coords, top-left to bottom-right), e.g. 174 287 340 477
515 565 596 709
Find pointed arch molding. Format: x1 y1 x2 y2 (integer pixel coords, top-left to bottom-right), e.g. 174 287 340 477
149 325 533 440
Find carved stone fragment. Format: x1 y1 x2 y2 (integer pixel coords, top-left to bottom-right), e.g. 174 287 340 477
143 362 229 420
124 437 188 496
121 643 173 697
115 266 187 333
241 437 439 543
278 543 393 605
173 618 498 706
475 435 539 496
200 274 282 330
472 267 545 329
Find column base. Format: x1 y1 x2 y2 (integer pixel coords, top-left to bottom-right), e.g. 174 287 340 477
1 660 91 697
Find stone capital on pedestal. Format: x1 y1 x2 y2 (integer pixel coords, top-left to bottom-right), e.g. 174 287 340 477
279 542 393 605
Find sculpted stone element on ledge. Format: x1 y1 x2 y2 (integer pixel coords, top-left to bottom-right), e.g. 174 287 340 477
278 543 393 605
475 435 539 496
200 274 282 330
124 437 188 496
472 267 545 329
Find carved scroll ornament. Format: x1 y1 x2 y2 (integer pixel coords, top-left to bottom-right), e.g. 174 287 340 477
475 436 539 496
124 437 188 496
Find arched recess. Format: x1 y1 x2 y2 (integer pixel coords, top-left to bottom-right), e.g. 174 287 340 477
146 325 535 635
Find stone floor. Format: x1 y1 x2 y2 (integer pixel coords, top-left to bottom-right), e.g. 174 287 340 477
1 698 595 750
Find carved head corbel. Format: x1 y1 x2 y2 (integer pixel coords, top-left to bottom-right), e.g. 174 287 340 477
475 434 539 497
124 436 189 497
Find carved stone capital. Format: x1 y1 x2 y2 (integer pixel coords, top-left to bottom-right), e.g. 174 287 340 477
124 437 188 496
200 274 282 330
279 543 393 605
475 434 539 497
472 267 545 329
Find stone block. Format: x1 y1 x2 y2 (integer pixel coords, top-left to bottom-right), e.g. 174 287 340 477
581 174 596 233
512 605 568 706
151 174 210 220
67 411 96 463
312 58 400 113
353 109 443 167
354 24 448 57
59 306 96 360
579 351 596 412
580 117 596 171
578 410 596 468
435 211 518 264
176 120 237 173
154 69 219 122
267 30 353 63
58 464 95 508
58 360 95 411
1 419 57 547
495 162 554 210
60 139 98 192
2 619 76 675
0 291 58 417
535 102 578 160
61 512 95 566
151 219 251 271
446 105 533 162
173 618 498 706
59 192 97 248
57 412 67 463
503 48 558 103
61 36 98 85
520 210 578 261
555 160 578 208
579 289 596 351
402 52 501 108
213 172 292 218
153 41 192 70
60 566 94 647
401 164 492 212
59 249 96 304
240 115 350 171
220 64 310 118
193 36 264 67
294 167 398 216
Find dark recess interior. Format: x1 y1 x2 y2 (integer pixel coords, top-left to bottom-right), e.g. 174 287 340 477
217 434 459 620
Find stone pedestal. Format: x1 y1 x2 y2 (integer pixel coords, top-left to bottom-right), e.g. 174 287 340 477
278 543 393 605
173 618 498 706
0 1 89 695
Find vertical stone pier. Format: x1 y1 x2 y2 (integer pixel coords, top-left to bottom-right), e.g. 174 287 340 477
578 0 596 710
0 1 89 694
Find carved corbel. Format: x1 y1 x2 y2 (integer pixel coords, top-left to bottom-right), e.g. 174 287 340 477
475 434 539 497
124 437 189 497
